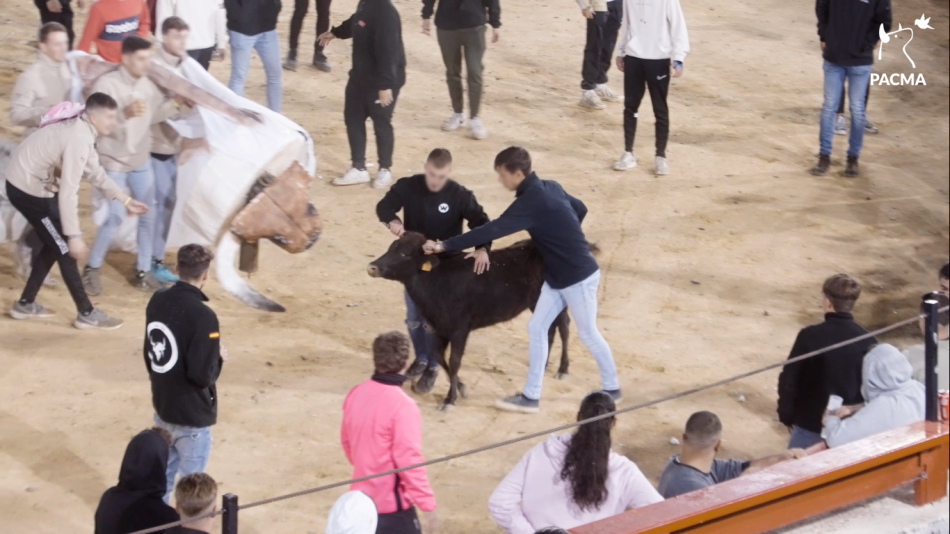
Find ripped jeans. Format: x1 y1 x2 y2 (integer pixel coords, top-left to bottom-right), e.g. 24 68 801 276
405 290 438 369
152 414 212 502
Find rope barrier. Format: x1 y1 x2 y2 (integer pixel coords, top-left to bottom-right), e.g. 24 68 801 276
128 307 944 534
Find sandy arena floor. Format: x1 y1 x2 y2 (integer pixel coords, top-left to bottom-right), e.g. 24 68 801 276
1 0 948 532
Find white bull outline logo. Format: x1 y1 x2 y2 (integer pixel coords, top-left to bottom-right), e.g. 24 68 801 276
146 321 179 374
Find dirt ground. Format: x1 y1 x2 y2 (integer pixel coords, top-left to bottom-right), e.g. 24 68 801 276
1 0 948 532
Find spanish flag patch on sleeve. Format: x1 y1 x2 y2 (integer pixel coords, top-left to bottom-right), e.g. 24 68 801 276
209 332 220 339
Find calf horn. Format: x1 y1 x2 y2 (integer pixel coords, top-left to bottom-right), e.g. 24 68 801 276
216 232 286 312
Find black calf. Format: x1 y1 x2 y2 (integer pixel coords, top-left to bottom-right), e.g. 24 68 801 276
368 232 570 410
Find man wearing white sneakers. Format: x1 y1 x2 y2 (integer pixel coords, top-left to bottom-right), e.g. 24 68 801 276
422 0 501 140
612 0 688 176
577 0 622 111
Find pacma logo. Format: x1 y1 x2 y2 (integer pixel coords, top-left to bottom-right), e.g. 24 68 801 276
873 14 934 86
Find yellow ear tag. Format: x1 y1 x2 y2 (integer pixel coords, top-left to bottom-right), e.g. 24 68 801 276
421 262 432 272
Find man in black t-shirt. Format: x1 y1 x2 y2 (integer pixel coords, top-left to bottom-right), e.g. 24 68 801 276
375 148 491 392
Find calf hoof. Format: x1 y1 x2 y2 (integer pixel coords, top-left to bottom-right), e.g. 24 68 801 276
438 402 455 413
412 367 438 394
554 372 569 381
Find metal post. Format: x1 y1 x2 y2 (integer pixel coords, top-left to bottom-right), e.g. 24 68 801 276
222 493 239 534
923 299 940 423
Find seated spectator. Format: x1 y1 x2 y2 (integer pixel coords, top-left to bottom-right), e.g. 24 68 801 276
94 428 179 534
488 392 662 533
341 332 438 534
940 263 949 297
172 473 218 533
658 411 806 499
903 292 949 390
326 491 378 534
823 344 925 448
777 274 875 449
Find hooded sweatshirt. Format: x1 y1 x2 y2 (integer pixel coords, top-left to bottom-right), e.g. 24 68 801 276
816 0 892 67
325 491 379 534
94 430 179 534
615 0 689 62
823 344 925 449
488 434 663 534
331 0 407 91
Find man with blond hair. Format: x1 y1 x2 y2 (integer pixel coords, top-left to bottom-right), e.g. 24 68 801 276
174 473 218 533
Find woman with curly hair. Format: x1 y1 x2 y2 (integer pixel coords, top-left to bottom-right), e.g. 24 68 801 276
488 392 662 532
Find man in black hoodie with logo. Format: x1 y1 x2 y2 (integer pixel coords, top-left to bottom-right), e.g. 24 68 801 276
319 0 406 190
811 0 891 178
376 148 491 393
144 244 226 500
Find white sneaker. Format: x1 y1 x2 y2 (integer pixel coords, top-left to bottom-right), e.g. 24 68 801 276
442 113 465 131
373 168 393 189
613 151 637 171
579 90 606 110
469 118 488 140
333 167 371 186
595 84 621 102
655 156 670 176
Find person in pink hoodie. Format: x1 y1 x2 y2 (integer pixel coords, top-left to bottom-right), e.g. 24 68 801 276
341 332 439 534
488 392 662 532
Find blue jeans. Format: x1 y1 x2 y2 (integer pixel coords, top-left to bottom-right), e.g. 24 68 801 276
405 290 438 369
150 156 176 261
788 425 823 449
228 29 282 112
153 414 213 501
524 270 619 400
819 61 871 158
88 162 155 272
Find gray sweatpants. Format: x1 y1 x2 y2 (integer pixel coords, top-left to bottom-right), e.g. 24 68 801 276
437 26 486 118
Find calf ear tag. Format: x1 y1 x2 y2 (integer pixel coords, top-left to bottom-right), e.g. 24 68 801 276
421 261 433 272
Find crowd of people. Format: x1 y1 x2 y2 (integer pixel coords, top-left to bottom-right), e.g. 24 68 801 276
4 0 945 533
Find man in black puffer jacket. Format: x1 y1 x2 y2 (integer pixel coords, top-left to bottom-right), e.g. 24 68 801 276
225 0 283 111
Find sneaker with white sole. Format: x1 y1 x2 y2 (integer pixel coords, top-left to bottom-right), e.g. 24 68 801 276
595 84 621 102
135 271 164 293
74 308 124 331
603 389 624 403
495 393 540 414
442 113 465 131
834 114 847 135
373 168 393 189
469 118 488 140
613 151 637 171
9 300 55 320
579 90 606 110
151 261 179 285
333 167 371 186
864 121 879 134
655 156 670 176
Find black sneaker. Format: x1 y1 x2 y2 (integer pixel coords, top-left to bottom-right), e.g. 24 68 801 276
406 359 428 379
810 154 831 176
283 50 298 71
495 393 540 414
135 271 164 292
412 367 439 394
312 54 332 73
843 156 860 178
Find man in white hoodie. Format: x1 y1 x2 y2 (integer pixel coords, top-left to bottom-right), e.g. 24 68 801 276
822 344 926 449
612 0 688 176
156 0 229 70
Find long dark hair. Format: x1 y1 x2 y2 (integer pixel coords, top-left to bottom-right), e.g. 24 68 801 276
560 392 616 511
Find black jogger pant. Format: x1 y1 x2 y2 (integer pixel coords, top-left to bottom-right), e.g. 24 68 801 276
6 181 93 314
344 79 400 170
623 56 671 157
34 0 75 49
838 82 870 115
376 508 422 534
289 0 332 59
187 46 215 70
581 1 622 90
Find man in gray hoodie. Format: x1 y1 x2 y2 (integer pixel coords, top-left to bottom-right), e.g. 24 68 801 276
822 344 925 449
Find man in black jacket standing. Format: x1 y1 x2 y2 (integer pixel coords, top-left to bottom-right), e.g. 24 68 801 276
145 244 226 500
811 0 891 177
423 147 620 413
421 0 501 140
319 0 406 189
226 0 283 111
777 274 876 449
376 148 492 392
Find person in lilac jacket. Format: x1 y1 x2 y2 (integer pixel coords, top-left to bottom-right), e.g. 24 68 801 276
488 392 662 532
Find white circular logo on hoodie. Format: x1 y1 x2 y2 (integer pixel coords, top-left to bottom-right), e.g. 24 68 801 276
147 321 179 374
438 203 449 213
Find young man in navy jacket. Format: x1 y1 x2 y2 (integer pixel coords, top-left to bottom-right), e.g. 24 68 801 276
423 147 620 413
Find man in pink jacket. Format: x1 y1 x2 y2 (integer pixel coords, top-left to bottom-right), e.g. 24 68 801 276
341 332 439 534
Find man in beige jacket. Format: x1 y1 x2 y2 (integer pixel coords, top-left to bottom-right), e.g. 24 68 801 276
5 93 149 330
85 36 180 295
9 22 74 139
